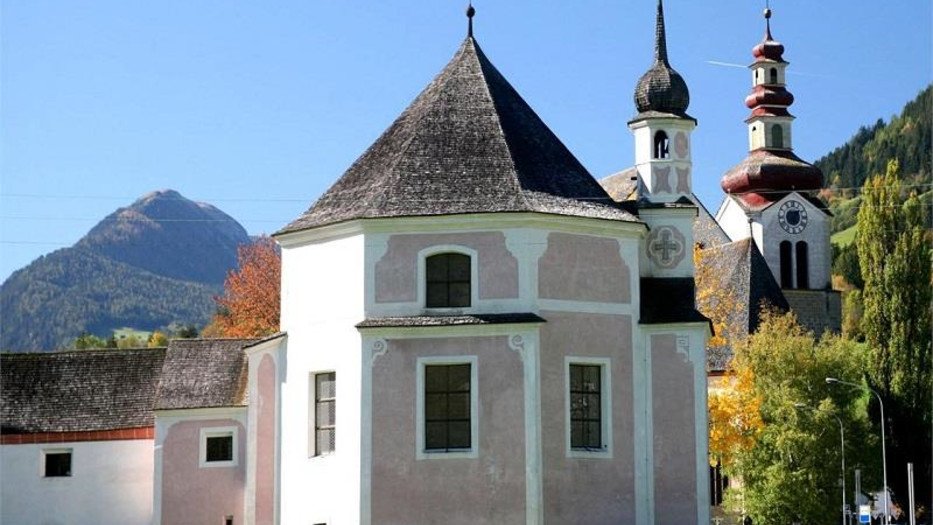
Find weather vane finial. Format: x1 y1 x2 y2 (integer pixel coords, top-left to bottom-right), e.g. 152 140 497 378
763 0 773 40
466 2 475 38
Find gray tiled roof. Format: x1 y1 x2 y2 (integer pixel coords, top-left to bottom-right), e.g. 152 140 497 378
694 197 730 249
154 338 256 411
357 313 545 329
696 238 789 371
1 348 165 433
278 37 636 235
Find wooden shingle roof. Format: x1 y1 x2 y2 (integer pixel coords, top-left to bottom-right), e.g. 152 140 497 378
1 348 165 434
279 36 636 235
154 338 255 411
696 238 790 371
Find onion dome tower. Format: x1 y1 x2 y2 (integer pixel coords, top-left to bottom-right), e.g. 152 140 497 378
628 0 697 205
714 8 839 335
719 7 823 210
628 0 699 282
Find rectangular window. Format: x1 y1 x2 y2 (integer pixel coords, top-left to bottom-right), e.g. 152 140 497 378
312 372 336 456
565 357 612 458
569 364 602 449
199 427 238 467
43 449 72 477
425 253 471 308
424 364 472 451
416 356 478 459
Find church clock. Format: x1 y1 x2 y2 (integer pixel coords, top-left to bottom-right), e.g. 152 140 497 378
777 199 808 234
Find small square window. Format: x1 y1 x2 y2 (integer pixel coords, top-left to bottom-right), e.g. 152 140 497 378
43 450 72 477
200 427 238 467
206 435 233 462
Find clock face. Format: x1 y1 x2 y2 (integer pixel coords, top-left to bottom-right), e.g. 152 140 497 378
778 200 808 234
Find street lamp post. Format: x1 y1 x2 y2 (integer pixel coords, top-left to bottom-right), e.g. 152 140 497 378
826 377 889 525
795 403 847 525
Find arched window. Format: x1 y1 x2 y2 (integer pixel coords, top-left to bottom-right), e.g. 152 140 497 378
771 125 784 148
653 130 670 159
426 252 471 308
795 242 809 289
769 67 778 84
779 241 793 288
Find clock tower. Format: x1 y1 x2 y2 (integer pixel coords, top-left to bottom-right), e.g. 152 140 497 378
714 8 840 333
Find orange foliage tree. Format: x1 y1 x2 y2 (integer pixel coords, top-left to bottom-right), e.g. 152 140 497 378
204 236 281 338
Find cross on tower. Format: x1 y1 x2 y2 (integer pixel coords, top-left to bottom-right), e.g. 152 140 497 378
650 227 683 266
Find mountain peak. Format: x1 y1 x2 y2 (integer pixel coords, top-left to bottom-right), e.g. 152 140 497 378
77 189 250 285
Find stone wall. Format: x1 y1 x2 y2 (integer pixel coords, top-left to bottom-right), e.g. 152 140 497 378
783 289 842 336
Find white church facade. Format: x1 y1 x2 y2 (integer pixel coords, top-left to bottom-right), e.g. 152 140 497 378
2 3 840 525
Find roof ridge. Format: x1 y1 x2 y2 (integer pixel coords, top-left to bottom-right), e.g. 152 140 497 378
468 38 529 206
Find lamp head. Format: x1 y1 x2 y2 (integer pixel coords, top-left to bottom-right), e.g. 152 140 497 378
825 377 839 384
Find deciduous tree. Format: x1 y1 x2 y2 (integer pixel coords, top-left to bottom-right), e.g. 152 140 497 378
856 160 932 510
725 312 876 525
204 237 280 338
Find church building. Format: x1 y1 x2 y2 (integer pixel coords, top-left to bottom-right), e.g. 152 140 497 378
1 3 840 525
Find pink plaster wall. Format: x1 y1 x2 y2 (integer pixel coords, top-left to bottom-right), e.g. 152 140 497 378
538 233 631 303
255 355 276 525
161 419 245 525
539 312 636 524
650 334 698 524
370 336 526 524
373 232 519 303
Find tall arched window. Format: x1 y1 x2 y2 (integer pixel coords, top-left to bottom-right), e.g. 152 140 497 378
771 125 784 148
779 241 793 288
653 130 670 159
795 242 809 289
426 252 471 308
769 67 778 84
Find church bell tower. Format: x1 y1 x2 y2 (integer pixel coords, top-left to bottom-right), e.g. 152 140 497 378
715 8 840 334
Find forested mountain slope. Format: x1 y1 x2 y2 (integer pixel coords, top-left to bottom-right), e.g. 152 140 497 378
0 190 250 351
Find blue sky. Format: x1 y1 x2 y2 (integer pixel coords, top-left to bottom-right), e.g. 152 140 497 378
2 1 930 282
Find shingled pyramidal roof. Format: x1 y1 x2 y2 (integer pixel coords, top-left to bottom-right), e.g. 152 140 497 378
279 36 637 235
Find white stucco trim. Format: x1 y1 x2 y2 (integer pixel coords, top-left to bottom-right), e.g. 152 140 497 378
635 327 654 525
414 355 479 460
416 245 479 313
276 213 647 250
538 299 633 315
510 331 543 525
356 322 544 340
564 356 613 460
198 426 238 468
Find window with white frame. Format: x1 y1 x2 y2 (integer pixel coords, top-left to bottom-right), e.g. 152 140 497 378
42 448 72 477
310 372 336 456
565 357 612 458
200 427 238 467
416 356 478 459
